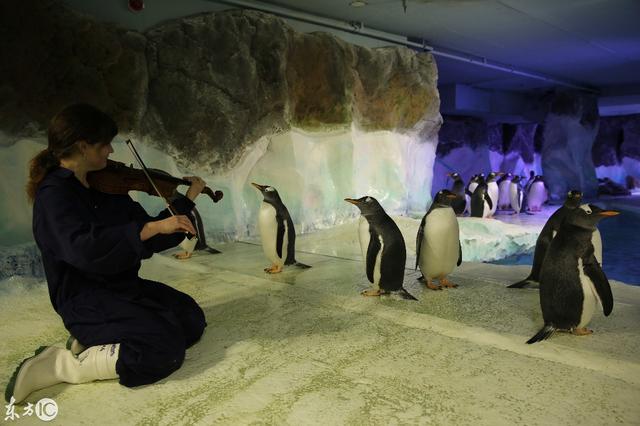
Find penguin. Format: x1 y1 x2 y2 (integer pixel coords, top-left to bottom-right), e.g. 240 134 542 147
464 174 484 215
526 204 618 344
446 172 466 215
508 190 583 288
485 172 503 217
509 175 525 214
252 183 310 273
526 175 548 212
416 190 462 290
344 196 417 300
497 172 513 210
470 181 492 218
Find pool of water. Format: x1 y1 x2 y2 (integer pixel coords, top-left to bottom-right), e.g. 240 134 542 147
490 208 640 286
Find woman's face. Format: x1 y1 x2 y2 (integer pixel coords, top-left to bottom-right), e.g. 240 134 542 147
82 140 114 171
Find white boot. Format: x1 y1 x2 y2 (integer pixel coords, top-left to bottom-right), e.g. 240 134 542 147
5 344 119 403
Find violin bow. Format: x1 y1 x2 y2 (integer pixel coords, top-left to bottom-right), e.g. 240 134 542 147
125 140 198 252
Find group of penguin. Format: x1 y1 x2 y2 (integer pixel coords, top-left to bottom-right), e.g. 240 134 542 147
251 180 619 344
448 170 548 218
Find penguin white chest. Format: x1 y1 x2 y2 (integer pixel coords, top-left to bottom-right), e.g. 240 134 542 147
487 182 499 214
419 209 459 278
577 258 600 328
258 202 287 265
510 184 522 212
528 182 547 210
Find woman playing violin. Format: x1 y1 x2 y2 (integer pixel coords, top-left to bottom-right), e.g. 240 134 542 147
6 103 208 404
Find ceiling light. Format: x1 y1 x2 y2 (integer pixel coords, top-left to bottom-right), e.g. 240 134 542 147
350 1 367 7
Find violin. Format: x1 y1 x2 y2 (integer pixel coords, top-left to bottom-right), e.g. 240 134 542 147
87 159 223 203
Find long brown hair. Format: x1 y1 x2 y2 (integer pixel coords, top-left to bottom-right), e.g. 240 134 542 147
26 104 118 202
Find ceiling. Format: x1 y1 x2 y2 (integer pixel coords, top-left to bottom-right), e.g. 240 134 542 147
228 0 640 117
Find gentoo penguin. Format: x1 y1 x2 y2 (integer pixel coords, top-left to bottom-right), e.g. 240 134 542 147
345 196 417 300
486 172 504 217
497 173 513 210
447 172 466 215
527 175 548 212
464 174 484 215
508 190 583 288
252 183 310 273
526 204 618 344
510 175 525 214
416 190 462 290
470 181 492 218
524 170 536 195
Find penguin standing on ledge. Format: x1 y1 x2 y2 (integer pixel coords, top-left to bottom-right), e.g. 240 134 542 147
497 173 513 210
526 204 618 344
527 175 548 212
509 190 583 288
510 175 525 214
416 190 462 290
447 172 466 215
486 172 503 217
345 196 417 300
470 180 492 218
252 183 310 274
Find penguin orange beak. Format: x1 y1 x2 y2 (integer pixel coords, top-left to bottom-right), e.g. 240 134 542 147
446 194 457 199
446 173 453 177
251 182 267 191
344 198 359 205
598 210 620 217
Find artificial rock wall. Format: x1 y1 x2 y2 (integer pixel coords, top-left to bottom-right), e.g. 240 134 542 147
0 0 440 173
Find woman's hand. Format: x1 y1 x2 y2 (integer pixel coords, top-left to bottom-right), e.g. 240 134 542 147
140 215 196 241
184 176 206 201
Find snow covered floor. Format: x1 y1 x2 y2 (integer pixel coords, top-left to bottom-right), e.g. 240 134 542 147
2 220 640 425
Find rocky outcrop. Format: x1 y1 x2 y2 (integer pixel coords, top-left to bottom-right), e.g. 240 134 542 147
0 0 147 139
541 90 600 200
0 1 440 172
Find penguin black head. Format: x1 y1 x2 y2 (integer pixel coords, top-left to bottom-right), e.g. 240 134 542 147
533 175 544 181
433 189 457 207
564 190 583 208
564 204 619 230
344 196 385 217
486 172 504 182
251 182 282 204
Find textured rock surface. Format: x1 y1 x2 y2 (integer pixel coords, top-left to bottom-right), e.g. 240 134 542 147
542 90 600 200
0 1 440 172
0 0 148 139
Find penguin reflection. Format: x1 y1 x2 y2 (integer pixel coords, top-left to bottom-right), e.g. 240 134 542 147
252 183 310 274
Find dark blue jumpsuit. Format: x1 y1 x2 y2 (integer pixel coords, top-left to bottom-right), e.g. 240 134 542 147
32 167 207 387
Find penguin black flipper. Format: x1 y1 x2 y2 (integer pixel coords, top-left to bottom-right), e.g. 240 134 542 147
583 253 613 316
484 191 493 212
457 242 462 266
415 215 427 270
366 229 381 284
275 214 286 259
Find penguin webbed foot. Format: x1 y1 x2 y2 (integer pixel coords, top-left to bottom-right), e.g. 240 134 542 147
572 327 593 336
361 289 384 297
439 276 458 288
173 252 193 260
425 279 442 291
264 264 284 274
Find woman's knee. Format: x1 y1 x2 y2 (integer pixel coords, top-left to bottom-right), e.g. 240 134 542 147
117 339 186 387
